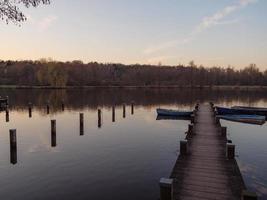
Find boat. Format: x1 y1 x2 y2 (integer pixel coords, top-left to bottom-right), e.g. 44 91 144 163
156 108 193 117
217 115 266 125
216 106 238 115
156 115 191 121
231 106 267 116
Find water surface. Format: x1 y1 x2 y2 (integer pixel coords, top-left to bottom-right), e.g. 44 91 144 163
0 88 266 199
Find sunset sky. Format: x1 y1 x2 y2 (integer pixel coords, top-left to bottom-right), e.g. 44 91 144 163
0 0 266 69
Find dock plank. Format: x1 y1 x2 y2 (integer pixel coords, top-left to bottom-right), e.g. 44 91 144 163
170 104 246 200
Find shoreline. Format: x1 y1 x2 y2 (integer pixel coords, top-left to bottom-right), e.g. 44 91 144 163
0 85 267 90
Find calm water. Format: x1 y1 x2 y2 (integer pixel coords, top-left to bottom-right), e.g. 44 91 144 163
0 88 267 199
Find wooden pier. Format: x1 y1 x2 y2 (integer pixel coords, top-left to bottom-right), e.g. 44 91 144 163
160 103 257 200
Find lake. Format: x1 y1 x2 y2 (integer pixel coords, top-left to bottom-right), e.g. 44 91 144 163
0 88 266 200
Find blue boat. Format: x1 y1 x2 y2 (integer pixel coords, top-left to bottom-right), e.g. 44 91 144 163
217 115 266 125
216 106 267 116
156 108 193 117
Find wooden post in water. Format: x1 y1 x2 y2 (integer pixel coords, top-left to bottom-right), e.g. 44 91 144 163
98 109 102 128
9 129 17 164
112 106 115 122
221 126 227 138
123 104 126 118
80 113 84 135
51 120 56 147
226 143 235 159
61 100 65 111
6 106 9 122
46 101 50 114
159 178 173 200
180 140 188 155
188 124 193 135
6 96 9 105
28 102 32 118
190 114 195 124
241 190 258 200
131 102 134 115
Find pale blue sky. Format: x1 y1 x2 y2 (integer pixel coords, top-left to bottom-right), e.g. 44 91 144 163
0 0 266 69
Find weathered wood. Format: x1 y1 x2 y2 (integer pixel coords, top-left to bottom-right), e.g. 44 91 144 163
112 106 115 122
29 102 32 118
169 103 249 200
159 178 173 200
98 109 102 128
51 120 56 147
123 104 126 118
80 113 84 135
9 129 17 164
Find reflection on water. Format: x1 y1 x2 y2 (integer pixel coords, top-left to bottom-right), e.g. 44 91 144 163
0 88 267 200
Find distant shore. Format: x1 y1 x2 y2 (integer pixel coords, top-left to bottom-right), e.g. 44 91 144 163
0 85 267 90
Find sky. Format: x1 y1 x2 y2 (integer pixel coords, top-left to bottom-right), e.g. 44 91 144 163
0 0 267 69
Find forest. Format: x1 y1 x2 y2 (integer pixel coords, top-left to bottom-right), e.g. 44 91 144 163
0 59 267 87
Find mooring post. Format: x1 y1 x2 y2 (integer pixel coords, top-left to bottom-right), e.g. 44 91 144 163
98 109 102 128
241 190 258 200
123 103 126 118
226 143 235 159
6 106 9 122
188 124 193 135
6 96 9 105
51 120 56 147
80 113 84 135
28 102 32 118
215 116 220 125
61 100 65 111
191 114 195 124
180 140 188 155
131 101 134 115
9 129 17 164
221 126 227 137
159 178 173 200
46 101 50 114
112 106 115 122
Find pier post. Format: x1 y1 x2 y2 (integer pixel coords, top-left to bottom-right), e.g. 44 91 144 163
215 116 220 125
159 178 173 200
46 101 50 114
221 127 227 137
98 109 102 128
226 143 235 159
80 113 84 135
180 140 188 155
6 106 9 122
112 106 115 122
28 102 32 118
51 120 56 147
6 96 9 105
188 124 193 135
123 104 126 118
241 190 258 200
61 100 65 111
10 129 17 164
191 114 195 124
131 102 134 115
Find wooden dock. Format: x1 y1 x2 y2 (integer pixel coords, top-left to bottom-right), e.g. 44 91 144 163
159 103 258 200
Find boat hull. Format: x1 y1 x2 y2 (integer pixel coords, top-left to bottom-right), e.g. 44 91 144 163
217 115 266 125
156 108 193 117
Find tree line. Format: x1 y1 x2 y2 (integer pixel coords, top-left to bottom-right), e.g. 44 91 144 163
0 59 267 87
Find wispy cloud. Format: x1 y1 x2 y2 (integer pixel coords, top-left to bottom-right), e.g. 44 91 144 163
144 0 258 54
26 14 58 31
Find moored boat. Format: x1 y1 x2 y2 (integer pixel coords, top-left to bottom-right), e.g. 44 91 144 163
217 114 266 125
231 106 267 116
156 108 193 117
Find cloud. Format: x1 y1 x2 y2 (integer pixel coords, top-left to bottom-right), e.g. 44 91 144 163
144 0 258 54
26 14 58 31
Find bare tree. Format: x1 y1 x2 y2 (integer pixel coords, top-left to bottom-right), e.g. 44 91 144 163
0 0 50 24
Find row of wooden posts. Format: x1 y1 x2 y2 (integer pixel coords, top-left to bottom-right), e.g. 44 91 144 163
158 102 257 200
7 102 135 165
5 101 135 122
